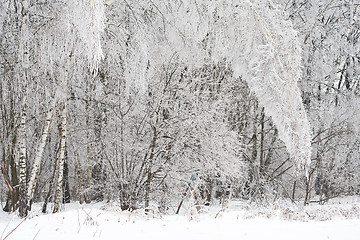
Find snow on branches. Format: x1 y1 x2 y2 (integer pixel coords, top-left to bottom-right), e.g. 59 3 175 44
71 0 105 74
134 0 312 176
234 0 312 176
23 0 311 178
32 0 105 75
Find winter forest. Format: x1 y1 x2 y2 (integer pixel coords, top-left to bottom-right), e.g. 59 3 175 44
1 0 360 232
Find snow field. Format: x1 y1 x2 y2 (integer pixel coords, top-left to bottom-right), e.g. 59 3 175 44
1 199 360 240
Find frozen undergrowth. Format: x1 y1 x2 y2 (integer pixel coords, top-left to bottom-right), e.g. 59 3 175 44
237 197 360 221
0 197 359 240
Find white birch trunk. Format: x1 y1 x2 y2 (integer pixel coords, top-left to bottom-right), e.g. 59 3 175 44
53 101 67 213
53 53 70 213
17 0 30 216
26 97 56 208
18 100 28 217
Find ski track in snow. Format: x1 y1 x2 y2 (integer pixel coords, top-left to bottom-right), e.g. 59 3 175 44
1 200 360 240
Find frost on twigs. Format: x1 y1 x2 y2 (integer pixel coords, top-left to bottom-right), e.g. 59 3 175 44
71 0 105 74
151 0 312 176
101 0 312 176
234 0 312 177
35 0 105 76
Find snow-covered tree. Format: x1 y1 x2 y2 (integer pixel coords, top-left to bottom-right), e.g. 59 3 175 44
280 0 360 202
112 0 312 175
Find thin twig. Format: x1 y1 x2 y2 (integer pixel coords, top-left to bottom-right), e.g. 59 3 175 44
215 191 233 219
32 229 40 240
2 216 28 240
0 219 11 240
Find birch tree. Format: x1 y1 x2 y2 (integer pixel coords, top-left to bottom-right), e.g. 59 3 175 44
53 102 67 213
26 97 57 210
18 100 28 217
29 0 106 213
16 0 30 217
0 0 106 215
0 0 32 214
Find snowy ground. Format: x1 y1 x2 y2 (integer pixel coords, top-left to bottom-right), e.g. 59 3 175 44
1 198 360 240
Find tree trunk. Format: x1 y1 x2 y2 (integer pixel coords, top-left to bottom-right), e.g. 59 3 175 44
304 177 311 206
145 127 157 210
53 102 67 213
259 107 265 177
75 153 85 204
53 51 71 212
63 157 71 204
18 102 28 217
26 97 56 210
17 0 30 218
7 137 19 212
1 139 19 213
249 102 258 199
42 146 59 213
292 181 296 202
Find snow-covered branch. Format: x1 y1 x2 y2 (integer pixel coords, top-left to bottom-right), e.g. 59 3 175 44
234 0 312 176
